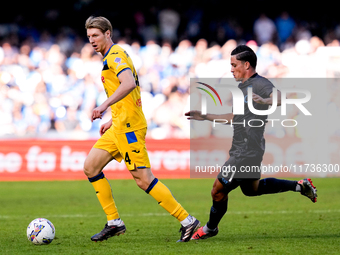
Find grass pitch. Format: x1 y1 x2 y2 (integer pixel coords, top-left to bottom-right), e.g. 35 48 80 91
0 178 339 254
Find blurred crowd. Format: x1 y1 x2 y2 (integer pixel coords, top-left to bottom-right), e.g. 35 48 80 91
1 11 340 139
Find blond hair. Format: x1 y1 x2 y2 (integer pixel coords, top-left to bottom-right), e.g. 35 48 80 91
85 16 113 36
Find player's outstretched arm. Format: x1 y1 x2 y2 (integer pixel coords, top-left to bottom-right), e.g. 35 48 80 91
185 111 233 124
91 69 136 121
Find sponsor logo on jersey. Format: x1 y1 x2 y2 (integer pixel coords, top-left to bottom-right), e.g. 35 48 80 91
114 57 127 69
136 98 142 107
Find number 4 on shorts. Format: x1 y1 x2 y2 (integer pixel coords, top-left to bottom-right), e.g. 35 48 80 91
125 152 131 165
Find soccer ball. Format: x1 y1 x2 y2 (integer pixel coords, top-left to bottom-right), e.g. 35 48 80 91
27 218 55 245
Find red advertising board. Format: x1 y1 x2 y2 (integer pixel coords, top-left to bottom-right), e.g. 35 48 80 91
0 139 190 181
1 137 340 181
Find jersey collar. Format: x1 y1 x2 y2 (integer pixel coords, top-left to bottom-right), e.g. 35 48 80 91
239 72 258 88
103 44 115 58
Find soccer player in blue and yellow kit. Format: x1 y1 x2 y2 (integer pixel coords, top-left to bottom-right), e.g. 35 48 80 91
84 16 200 242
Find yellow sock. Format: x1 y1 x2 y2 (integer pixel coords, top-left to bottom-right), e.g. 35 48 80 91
89 173 120 221
147 178 189 222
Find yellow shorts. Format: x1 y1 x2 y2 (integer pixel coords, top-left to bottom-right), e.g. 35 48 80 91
93 126 151 170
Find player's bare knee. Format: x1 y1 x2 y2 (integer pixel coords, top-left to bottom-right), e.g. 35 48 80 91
210 178 227 201
83 161 91 177
83 159 97 178
83 167 96 178
131 167 155 191
134 177 149 191
211 187 228 202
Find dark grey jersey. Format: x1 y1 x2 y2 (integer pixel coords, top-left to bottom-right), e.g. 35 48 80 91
230 73 275 159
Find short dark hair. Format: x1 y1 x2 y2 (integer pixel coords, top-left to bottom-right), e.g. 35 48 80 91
231 45 257 69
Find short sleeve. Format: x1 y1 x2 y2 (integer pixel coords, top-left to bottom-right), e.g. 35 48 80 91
107 50 131 76
257 79 275 98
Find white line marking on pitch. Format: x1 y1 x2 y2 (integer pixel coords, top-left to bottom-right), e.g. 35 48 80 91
1 209 339 219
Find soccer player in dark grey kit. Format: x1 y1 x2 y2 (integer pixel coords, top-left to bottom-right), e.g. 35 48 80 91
185 45 317 240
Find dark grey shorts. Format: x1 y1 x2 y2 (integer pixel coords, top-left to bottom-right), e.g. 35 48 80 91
217 156 262 191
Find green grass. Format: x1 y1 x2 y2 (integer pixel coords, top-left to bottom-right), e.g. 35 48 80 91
0 178 339 254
